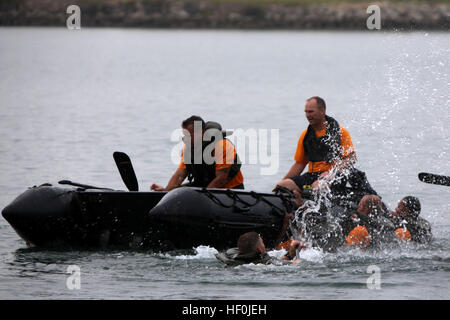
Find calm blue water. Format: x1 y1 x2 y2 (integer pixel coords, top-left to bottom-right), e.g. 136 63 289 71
0 28 449 299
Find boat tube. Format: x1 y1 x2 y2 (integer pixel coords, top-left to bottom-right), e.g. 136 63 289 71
2 184 166 248
2 184 294 250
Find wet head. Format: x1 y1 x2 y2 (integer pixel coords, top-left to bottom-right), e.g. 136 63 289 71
358 195 383 217
394 196 421 219
238 232 266 255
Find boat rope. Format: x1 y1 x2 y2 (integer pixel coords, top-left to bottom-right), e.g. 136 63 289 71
199 187 292 217
201 188 239 210
272 185 296 213
225 189 260 207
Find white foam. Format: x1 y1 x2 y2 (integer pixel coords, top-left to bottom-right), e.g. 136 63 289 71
298 247 325 263
267 249 288 260
268 246 325 263
167 245 219 260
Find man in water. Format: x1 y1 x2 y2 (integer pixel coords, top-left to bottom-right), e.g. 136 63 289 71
215 231 303 266
215 232 271 266
151 115 244 191
275 96 358 194
345 195 396 247
388 196 432 243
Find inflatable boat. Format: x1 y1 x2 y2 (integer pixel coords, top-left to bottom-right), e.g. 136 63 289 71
1 152 375 251
1 183 293 250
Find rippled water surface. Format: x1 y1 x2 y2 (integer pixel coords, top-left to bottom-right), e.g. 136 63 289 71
0 28 449 299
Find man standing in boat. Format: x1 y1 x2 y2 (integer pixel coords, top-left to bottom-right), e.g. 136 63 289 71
275 96 358 193
151 115 244 191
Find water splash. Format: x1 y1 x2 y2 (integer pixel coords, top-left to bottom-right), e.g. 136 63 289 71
292 165 355 250
159 245 219 260
298 247 325 263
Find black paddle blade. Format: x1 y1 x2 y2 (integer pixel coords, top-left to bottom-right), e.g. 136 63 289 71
418 172 450 187
113 151 139 191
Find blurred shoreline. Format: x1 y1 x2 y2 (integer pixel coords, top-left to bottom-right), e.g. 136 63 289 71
0 0 449 30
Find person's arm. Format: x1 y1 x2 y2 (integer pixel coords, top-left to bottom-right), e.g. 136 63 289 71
151 168 187 191
275 213 294 246
283 161 307 180
207 168 230 188
165 168 188 191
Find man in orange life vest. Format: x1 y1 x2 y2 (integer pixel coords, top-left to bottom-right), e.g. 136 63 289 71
275 96 357 193
151 115 244 191
388 196 432 243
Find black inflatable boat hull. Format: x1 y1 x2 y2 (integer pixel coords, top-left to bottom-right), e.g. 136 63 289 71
2 186 289 250
2 186 166 248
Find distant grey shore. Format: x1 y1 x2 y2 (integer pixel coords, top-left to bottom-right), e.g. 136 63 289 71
0 0 449 30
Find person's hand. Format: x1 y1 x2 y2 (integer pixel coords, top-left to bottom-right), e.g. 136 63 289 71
312 179 330 192
288 240 307 260
319 171 330 179
311 180 319 190
319 170 336 183
312 171 334 192
290 240 300 251
290 240 307 252
150 183 165 191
